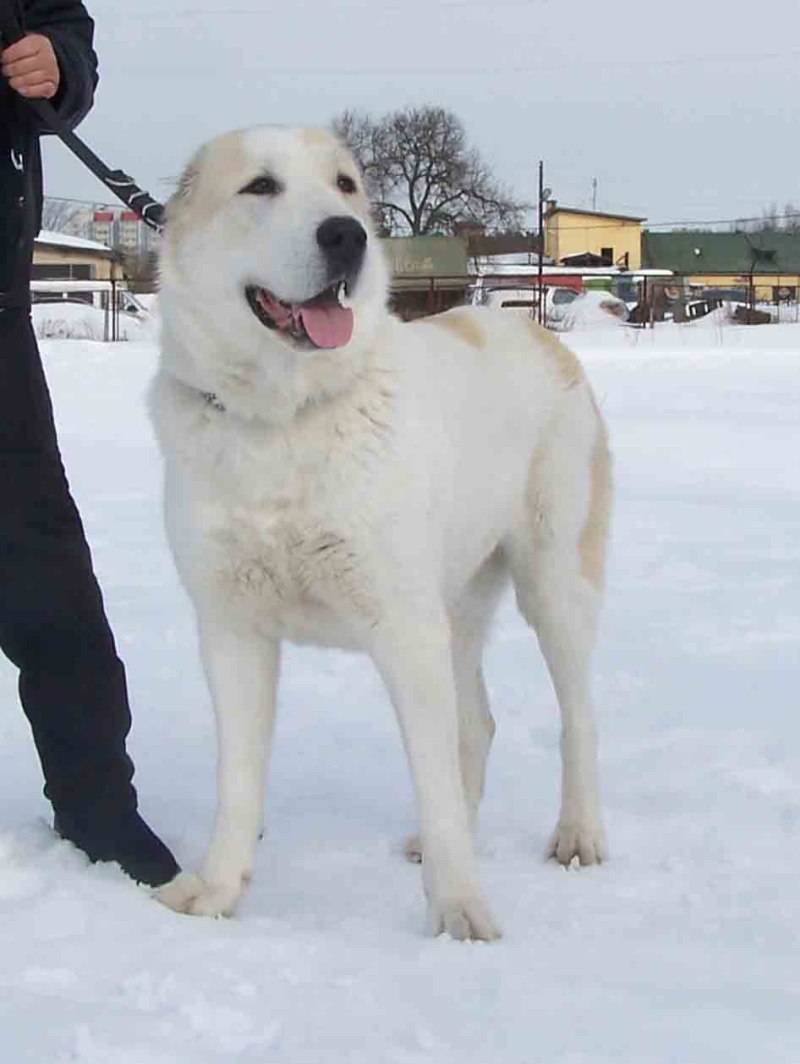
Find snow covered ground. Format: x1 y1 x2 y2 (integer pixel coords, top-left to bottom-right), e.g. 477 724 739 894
1 319 798 1063
31 301 152 343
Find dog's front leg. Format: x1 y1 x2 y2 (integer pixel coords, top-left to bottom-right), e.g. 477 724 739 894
181 619 279 918
373 611 500 941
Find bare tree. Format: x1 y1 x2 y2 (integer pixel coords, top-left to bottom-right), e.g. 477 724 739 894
121 250 159 292
333 106 526 236
783 201 800 232
729 201 800 234
41 197 84 234
753 202 781 232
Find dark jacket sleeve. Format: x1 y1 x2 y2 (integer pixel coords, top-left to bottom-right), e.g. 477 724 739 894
23 0 98 130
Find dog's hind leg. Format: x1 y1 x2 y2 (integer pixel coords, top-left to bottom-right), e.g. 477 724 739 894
182 619 280 917
505 388 611 867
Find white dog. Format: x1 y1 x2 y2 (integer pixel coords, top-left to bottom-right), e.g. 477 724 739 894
151 126 611 940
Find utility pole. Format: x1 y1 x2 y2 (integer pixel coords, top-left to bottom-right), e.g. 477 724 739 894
537 161 552 326
591 176 598 211
537 161 544 325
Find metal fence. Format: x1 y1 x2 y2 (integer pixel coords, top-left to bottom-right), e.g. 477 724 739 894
630 276 800 326
30 279 139 342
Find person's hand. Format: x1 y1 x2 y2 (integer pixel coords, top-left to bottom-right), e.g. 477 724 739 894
1 34 60 99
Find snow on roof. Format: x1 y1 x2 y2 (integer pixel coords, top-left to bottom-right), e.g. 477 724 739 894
546 205 646 223
474 252 544 266
35 230 113 254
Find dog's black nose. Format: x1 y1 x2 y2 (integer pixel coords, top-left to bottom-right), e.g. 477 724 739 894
316 216 367 281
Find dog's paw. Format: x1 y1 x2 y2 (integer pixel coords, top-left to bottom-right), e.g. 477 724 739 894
154 871 248 917
185 875 250 918
153 871 205 914
426 895 501 942
548 820 607 867
403 833 423 864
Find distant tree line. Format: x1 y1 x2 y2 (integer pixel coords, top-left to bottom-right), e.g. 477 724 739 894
730 203 800 234
41 197 83 233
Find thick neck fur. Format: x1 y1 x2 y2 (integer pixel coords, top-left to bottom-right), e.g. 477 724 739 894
158 290 394 428
151 327 398 513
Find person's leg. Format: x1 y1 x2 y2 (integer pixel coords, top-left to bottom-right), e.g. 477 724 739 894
0 308 179 887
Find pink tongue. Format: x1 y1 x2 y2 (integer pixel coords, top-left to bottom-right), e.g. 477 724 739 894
297 303 354 349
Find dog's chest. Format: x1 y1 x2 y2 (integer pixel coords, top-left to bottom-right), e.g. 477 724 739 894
173 382 395 643
205 490 378 642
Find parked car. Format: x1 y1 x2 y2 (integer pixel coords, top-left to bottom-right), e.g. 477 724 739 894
472 285 627 328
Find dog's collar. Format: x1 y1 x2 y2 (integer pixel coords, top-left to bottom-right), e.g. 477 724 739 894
200 391 226 413
170 376 228 414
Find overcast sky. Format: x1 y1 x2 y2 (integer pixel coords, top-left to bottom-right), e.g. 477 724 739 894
41 0 800 229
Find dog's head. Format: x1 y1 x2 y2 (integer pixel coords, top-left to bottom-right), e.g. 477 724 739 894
159 126 389 419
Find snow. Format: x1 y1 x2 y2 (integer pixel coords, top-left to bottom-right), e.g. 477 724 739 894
31 301 148 342
1 320 799 1062
550 290 628 330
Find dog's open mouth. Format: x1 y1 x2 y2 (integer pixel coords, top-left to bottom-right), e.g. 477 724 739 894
245 282 354 350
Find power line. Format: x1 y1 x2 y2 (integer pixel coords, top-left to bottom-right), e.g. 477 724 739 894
42 193 800 234
140 0 558 13
558 212 800 232
113 49 800 77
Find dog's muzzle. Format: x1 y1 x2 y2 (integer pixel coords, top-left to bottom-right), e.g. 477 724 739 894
244 216 367 351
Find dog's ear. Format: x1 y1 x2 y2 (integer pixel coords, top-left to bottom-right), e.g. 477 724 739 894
175 160 200 202
166 150 203 224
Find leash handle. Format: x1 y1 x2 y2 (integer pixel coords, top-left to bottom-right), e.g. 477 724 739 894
1 11 166 232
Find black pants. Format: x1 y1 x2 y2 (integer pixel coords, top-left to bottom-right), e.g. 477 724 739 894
0 308 178 884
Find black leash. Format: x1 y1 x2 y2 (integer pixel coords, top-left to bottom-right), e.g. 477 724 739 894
1 10 166 233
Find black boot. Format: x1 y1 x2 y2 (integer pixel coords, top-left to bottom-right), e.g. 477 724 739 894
54 808 179 887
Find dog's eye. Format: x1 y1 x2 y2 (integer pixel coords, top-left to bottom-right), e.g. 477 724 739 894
336 174 358 195
239 174 282 196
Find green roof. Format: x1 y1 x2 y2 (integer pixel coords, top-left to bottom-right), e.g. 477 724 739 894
380 236 470 278
642 231 800 274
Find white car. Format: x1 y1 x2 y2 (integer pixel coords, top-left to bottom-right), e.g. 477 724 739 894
472 285 628 329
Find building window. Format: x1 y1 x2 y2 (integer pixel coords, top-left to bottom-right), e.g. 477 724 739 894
600 247 613 265
552 288 579 305
31 264 92 280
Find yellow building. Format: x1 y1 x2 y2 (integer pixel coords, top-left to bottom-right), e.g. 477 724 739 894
545 206 645 270
33 230 119 282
